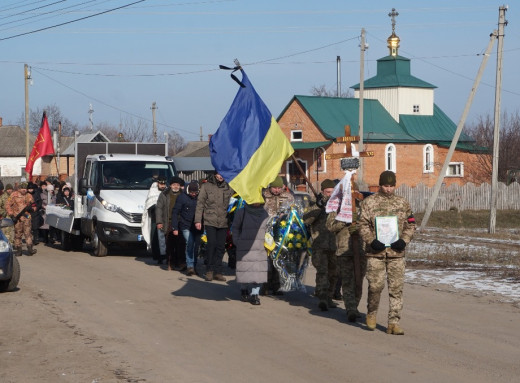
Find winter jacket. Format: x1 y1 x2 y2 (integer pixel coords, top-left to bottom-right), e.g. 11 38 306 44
171 191 199 232
155 188 181 232
194 175 234 228
232 204 269 284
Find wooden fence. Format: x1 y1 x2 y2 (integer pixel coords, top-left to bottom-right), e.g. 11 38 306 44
395 182 520 212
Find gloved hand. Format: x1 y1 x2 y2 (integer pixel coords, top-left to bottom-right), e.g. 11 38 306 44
348 223 358 235
315 193 326 209
370 239 386 251
390 239 406 251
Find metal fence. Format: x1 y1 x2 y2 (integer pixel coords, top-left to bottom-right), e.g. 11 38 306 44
395 182 520 212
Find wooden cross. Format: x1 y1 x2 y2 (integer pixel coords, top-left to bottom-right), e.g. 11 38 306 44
325 125 374 160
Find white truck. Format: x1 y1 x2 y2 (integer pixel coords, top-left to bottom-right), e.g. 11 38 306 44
46 141 177 256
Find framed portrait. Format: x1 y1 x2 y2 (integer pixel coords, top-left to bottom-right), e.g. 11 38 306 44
375 216 399 246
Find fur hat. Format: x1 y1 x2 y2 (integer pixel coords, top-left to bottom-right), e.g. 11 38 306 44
157 176 166 184
321 179 335 190
19 182 28 189
170 176 185 186
269 176 284 188
379 170 396 186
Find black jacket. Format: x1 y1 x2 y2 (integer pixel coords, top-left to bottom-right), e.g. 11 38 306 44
171 192 200 232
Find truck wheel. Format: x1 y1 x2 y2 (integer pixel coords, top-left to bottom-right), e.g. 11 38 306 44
92 229 108 257
0 256 20 293
61 230 72 252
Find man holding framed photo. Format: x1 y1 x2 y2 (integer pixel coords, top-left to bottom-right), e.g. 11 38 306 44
358 171 416 335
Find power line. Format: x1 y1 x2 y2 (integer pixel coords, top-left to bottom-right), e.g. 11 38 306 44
0 0 146 41
32 67 201 138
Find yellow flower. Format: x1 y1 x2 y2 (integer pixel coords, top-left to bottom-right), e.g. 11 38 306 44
288 243 293 249
296 234 302 240
296 242 302 248
279 220 287 228
288 233 294 239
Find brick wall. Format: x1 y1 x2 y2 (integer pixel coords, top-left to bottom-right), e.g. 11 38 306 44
277 99 488 191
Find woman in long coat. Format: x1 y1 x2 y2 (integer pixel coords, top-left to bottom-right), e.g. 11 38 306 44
232 203 269 305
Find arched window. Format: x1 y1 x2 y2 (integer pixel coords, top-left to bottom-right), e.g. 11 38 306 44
385 143 396 172
423 144 434 173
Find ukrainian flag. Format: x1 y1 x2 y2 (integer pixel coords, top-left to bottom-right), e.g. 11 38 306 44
210 69 294 204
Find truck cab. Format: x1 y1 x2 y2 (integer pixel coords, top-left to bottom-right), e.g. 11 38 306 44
78 154 176 256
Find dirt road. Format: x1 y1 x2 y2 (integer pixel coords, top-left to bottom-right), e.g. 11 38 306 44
1 244 519 383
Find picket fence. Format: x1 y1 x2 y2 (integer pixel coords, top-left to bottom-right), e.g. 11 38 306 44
395 182 520 212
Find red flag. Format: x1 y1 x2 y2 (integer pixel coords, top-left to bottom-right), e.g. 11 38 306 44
26 112 55 180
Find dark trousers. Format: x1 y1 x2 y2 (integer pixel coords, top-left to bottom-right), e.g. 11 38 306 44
205 226 227 273
167 231 186 269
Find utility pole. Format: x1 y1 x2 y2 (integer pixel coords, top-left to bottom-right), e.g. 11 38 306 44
336 56 341 97
420 31 497 231
489 5 508 234
151 101 157 143
88 103 94 131
358 28 367 189
200 126 203 141
24 64 31 177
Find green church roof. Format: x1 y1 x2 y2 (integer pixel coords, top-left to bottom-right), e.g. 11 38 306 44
351 55 436 89
279 96 476 149
282 95 415 142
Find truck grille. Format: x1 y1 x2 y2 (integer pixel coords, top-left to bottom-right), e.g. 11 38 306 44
118 209 142 223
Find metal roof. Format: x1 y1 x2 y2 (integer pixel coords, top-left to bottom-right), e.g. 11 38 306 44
61 131 110 156
399 105 474 143
0 125 36 156
351 55 436 89
173 156 214 171
291 141 332 150
286 95 416 142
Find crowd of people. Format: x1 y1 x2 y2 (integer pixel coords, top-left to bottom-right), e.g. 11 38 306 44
0 179 75 256
142 169 415 334
1 169 415 334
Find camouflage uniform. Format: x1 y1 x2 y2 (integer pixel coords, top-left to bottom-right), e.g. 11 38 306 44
304 199 338 304
0 191 14 243
358 191 415 327
326 211 367 318
263 187 295 293
6 190 35 252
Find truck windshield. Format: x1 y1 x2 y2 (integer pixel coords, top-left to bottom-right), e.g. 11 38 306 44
101 161 176 190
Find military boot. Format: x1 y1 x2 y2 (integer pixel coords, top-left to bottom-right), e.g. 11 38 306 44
318 299 328 311
327 298 338 309
386 323 404 335
366 313 377 331
213 273 227 282
27 245 37 255
13 246 22 257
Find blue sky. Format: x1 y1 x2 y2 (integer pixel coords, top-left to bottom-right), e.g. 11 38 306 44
1 0 519 142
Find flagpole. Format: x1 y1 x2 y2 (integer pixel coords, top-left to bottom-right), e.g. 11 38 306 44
291 154 319 198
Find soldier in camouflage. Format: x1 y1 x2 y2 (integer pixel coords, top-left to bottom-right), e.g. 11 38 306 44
0 183 15 244
304 179 338 311
326 199 367 322
6 182 37 256
358 171 416 335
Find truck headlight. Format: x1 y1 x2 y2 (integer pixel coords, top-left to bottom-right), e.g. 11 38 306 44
100 198 119 212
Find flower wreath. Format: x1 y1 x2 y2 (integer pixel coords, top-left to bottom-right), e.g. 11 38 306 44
265 205 312 292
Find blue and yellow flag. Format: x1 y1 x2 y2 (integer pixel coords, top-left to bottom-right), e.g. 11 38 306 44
210 69 294 204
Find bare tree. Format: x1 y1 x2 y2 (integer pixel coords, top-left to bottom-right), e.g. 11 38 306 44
464 111 520 182
310 84 352 98
17 104 79 136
